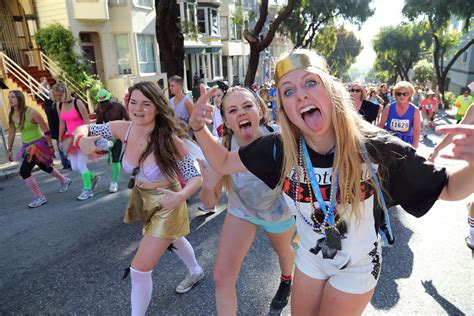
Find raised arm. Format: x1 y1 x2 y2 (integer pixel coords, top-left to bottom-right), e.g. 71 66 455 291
189 85 248 175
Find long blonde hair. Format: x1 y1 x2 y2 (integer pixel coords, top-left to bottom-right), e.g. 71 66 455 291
276 49 380 220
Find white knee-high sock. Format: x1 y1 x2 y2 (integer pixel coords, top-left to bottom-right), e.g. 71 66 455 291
172 237 203 275
130 267 153 316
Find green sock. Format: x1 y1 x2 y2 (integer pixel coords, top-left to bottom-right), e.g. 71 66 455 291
112 162 121 183
81 171 92 190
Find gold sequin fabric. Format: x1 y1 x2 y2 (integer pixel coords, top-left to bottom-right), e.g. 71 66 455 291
124 182 190 239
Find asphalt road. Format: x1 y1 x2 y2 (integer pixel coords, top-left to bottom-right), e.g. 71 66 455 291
0 111 472 315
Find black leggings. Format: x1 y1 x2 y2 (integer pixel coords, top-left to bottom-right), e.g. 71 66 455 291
19 156 53 179
110 140 122 163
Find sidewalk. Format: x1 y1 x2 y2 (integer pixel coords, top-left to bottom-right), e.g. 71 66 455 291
0 107 459 183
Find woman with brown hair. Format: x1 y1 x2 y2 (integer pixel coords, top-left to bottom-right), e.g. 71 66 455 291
75 81 204 315
7 90 71 208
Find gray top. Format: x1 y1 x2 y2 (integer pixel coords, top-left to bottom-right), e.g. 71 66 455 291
227 125 292 223
170 95 191 123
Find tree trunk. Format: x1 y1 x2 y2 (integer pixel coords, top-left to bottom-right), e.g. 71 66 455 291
155 0 184 78
243 0 295 86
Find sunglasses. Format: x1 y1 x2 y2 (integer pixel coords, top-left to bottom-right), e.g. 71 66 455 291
127 167 140 189
350 88 361 93
395 92 410 97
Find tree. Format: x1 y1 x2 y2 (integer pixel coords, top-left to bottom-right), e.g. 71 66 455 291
403 0 474 100
243 0 295 86
326 26 362 79
281 0 374 49
155 0 185 78
372 22 432 81
413 59 434 84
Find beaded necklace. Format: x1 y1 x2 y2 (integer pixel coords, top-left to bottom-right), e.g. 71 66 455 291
292 137 342 232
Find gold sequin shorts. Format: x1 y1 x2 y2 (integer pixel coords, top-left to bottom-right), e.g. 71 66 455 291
124 182 190 239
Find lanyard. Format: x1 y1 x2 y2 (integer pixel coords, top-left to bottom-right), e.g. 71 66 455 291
301 137 338 225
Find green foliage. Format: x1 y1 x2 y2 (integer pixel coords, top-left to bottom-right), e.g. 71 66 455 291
413 59 434 84
78 74 105 107
327 26 362 79
403 0 473 31
282 0 374 48
312 23 337 56
232 5 244 26
443 91 456 109
180 21 199 41
35 24 87 84
372 22 432 81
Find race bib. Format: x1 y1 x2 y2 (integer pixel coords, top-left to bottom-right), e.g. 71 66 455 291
390 119 409 132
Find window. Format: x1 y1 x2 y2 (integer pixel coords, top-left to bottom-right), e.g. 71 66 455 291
213 53 221 77
197 8 206 34
115 34 132 75
136 34 156 73
14 21 24 37
209 8 219 36
133 0 152 8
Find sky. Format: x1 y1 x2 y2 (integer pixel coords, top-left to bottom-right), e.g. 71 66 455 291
343 0 407 72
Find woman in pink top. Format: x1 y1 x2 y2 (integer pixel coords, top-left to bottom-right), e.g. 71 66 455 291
420 89 439 137
53 82 98 201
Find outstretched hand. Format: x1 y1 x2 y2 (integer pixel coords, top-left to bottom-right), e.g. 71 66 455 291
189 84 218 131
78 135 102 155
435 125 474 162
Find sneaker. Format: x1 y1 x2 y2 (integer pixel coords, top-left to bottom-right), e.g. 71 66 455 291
91 175 101 190
109 182 118 193
198 202 216 213
77 189 94 201
466 235 474 250
270 280 292 310
175 270 204 294
59 177 72 193
28 196 47 208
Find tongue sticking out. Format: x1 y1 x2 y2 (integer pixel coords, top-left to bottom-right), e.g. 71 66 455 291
303 109 323 132
240 124 254 141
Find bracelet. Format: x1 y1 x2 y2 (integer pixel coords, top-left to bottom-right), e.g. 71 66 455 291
7 148 12 151
74 135 84 148
190 125 205 132
48 145 54 148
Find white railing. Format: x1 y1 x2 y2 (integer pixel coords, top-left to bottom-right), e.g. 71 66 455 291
39 51 90 109
0 52 47 101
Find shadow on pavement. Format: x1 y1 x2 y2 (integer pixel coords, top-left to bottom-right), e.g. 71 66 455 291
421 280 465 315
370 207 414 310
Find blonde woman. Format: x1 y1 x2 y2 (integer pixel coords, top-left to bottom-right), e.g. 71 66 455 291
189 49 474 314
378 81 421 148
199 87 295 314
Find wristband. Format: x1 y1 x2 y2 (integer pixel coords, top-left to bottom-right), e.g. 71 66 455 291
191 125 205 132
7 148 12 151
44 130 51 136
48 145 54 148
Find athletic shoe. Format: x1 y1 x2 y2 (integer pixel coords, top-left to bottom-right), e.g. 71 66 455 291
91 175 101 190
466 235 474 250
175 270 204 294
198 202 216 213
59 177 72 193
270 280 292 309
109 182 118 193
28 196 47 208
77 189 94 201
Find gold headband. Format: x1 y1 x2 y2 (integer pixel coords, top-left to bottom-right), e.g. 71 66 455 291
274 50 326 83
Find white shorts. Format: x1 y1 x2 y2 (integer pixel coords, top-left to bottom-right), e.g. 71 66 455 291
295 242 382 294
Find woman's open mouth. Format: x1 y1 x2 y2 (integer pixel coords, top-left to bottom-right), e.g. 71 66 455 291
300 105 323 132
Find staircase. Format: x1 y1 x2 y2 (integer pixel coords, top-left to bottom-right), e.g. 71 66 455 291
6 66 56 106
